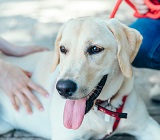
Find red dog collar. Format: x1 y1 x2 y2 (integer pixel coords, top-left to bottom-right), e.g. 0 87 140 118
94 96 128 139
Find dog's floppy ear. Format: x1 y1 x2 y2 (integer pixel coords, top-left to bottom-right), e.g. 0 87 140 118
51 25 64 72
106 18 142 78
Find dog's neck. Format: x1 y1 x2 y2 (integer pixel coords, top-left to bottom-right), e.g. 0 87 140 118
98 72 134 109
110 76 134 108
117 76 134 96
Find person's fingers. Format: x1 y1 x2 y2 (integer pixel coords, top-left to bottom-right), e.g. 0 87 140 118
132 0 145 5
136 4 149 14
15 91 32 114
9 94 19 111
138 9 149 14
22 70 32 78
136 5 148 11
131 0 149 14
22 88 44 111
28 81 49 97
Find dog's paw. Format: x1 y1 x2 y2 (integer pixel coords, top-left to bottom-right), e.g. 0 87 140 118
111 99 123 109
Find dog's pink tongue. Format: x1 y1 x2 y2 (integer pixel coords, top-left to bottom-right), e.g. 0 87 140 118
63 98 86 130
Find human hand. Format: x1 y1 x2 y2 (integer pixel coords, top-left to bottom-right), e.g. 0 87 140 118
0 60 49 114
131 0 149 14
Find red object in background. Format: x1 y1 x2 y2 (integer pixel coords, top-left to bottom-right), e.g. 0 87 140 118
110 0 160 19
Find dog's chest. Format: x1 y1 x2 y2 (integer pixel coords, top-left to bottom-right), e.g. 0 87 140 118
51 96 115 140
80 110 115 138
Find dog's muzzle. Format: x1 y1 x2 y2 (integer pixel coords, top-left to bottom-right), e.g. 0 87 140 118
56 75 108 115
57 74 108 130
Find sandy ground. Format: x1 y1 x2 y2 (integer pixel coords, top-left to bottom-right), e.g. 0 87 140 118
0 0 160 139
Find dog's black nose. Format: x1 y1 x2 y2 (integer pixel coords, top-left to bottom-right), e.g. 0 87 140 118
56 79 77 98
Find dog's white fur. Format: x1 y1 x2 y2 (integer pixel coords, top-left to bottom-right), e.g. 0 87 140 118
0 17 160 140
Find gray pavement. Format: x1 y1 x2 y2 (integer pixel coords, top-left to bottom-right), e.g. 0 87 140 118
0 0 160 140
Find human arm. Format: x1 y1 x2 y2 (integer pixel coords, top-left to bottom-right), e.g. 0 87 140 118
0 37 48 56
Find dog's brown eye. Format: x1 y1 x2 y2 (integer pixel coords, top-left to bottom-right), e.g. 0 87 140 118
87 46 104 55
60 46 67 54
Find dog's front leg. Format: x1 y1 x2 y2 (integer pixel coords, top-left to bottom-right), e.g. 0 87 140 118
134 117 160 140
0 119 14 135
50 89 79 140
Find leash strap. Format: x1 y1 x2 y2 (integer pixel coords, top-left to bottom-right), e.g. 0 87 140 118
109 0 123 18
110 0 160 19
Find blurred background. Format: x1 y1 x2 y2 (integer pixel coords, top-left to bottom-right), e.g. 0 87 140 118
0 0 136 48
0 0 159 139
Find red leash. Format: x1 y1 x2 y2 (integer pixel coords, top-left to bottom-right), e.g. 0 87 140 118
109 0 123 18
110 0 160 19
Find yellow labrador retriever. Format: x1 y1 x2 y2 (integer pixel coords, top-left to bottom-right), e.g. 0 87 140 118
0 17 160 140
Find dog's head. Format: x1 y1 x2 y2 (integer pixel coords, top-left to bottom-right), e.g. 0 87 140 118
52 17 142 130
